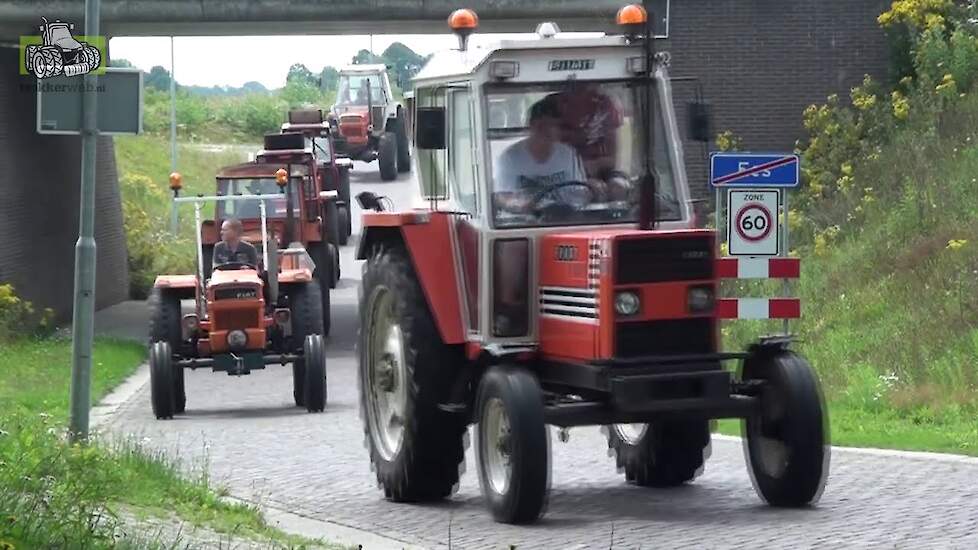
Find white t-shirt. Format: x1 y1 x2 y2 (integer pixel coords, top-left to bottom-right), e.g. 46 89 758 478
493 139 587 194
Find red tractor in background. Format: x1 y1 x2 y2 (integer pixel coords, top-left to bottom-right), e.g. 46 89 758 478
355 6 829 526
198 131 341 336
328 64 411 182
282 108 354 245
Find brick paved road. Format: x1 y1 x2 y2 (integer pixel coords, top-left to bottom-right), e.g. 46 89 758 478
100 163 978 549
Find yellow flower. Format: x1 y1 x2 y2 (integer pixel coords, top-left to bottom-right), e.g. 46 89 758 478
720 242 729 256
947 239 968 250
892 90 910 121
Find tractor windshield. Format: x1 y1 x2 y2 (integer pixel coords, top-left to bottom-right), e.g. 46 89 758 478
486 80 681 229
336 74 385 106
215 177 301 220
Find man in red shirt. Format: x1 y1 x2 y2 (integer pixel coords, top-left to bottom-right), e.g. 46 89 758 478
557 83 629 200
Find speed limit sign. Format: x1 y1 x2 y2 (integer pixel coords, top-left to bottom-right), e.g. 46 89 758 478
727 189 780 256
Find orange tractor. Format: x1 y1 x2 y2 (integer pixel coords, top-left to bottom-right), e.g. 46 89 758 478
148 171 327 419
355 6 828 524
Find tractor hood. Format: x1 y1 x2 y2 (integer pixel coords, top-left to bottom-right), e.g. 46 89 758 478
208 268 262 289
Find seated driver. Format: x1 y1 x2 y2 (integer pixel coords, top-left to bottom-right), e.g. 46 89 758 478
212 218 259 268
492 94 590 214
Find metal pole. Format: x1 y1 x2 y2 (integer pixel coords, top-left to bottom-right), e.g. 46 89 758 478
259 199 270 270
68 0 100 443
782 190 790 335
194 202 205 318
169 36 178 233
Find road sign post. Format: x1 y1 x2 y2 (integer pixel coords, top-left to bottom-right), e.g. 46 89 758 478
39 14 143 443
710 152 800 334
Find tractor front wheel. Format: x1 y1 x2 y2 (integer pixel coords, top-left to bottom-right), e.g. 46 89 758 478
149 288 185 413
305 242 333 335
743 350 829 507
149 341 176 420
359 245 467 502
303 334 327 412
378 132 398 182
287 280 325 407
605 420 711 487
475 365 550 524
338 205 350 246
395 117 411 173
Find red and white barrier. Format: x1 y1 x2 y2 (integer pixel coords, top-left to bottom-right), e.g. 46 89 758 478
715 257 801 320
715 257 800 279
717 298 800 320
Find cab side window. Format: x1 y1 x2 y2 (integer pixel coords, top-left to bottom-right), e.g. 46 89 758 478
416 87 448 199
449 89 478 214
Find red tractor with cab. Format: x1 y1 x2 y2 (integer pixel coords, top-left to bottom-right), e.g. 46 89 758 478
328 64 411 182
148 176 327 419
355 6 829 525
282 108 354 245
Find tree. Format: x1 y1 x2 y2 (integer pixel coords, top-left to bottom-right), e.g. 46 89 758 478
382 42 425 88
109 58 133 68
145 65 172 92
352 49 383 65
286 63 317 87
320 66 339 91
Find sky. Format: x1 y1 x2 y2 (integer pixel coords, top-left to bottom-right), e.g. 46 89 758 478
107 33 544 89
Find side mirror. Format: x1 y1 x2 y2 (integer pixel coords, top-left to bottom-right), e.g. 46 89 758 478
686 100 713 143
357 191 385 212
416 107 446 150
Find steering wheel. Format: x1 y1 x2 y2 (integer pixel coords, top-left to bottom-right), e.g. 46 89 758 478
528 181 595 220
213 261 255 271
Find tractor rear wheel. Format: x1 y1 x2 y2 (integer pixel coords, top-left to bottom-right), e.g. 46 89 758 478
305 242 333 335
395 117 411 173
149 341 176 420
82 45 101 72
303 334 327 412
338 205 350 246
325 199 341 249
359 244 467 502
32 46 63 78
743 350 829 507
378 132 398 182
605 419 711 487
287 281 325 407
148 288 185 413
475 365 550 524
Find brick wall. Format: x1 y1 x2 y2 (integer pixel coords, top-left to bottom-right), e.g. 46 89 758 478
0 46 129 323
660 0 891 203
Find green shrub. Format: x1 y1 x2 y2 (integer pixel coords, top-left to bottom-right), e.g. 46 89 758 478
0 284 55 342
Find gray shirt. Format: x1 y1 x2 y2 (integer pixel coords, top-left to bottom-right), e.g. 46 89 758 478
212 240 259 268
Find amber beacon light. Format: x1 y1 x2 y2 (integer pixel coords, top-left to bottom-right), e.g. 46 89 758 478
449 8 479 51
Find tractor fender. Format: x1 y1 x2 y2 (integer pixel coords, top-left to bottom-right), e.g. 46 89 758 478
153 275 196 300
357 211 465 344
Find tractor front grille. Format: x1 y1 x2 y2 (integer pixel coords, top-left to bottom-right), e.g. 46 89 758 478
615 318 714 359
615 237 713 284
212 308 259 331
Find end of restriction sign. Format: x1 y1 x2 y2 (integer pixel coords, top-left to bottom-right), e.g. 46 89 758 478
727 188 781 256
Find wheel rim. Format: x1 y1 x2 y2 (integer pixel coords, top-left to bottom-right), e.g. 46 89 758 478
481 397 512 496
366 286 408 461
613 423 648 445
752 387 790 478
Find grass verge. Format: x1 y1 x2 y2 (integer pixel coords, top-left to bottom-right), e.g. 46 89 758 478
0 336 348 549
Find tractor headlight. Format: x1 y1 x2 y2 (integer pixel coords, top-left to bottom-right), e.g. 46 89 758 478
614 291 641 316
226 330 248 350
687 286 715 313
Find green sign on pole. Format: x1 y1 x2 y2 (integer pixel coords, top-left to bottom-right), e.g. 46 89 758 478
37 67 143 135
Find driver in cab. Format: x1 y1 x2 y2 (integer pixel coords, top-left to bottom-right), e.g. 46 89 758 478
212 218 258 268
493 95 588 214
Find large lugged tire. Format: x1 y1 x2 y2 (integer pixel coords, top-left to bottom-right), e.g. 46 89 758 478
303 334 327 412
337 205 350 246
305 242 333 335
338 168 353 239
475 366 550 524
82 44 101 72
324 199 341 248
148 288 185 413
742 350 829 507
605 420 711 487
378 132 398 182
287 281 325 407
149 341 176 420
394 116 411 173
31 46 63 78
358 245 467 502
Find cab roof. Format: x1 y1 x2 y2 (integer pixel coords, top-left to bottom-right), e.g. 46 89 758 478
412 34 631 84
339 64 388 74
